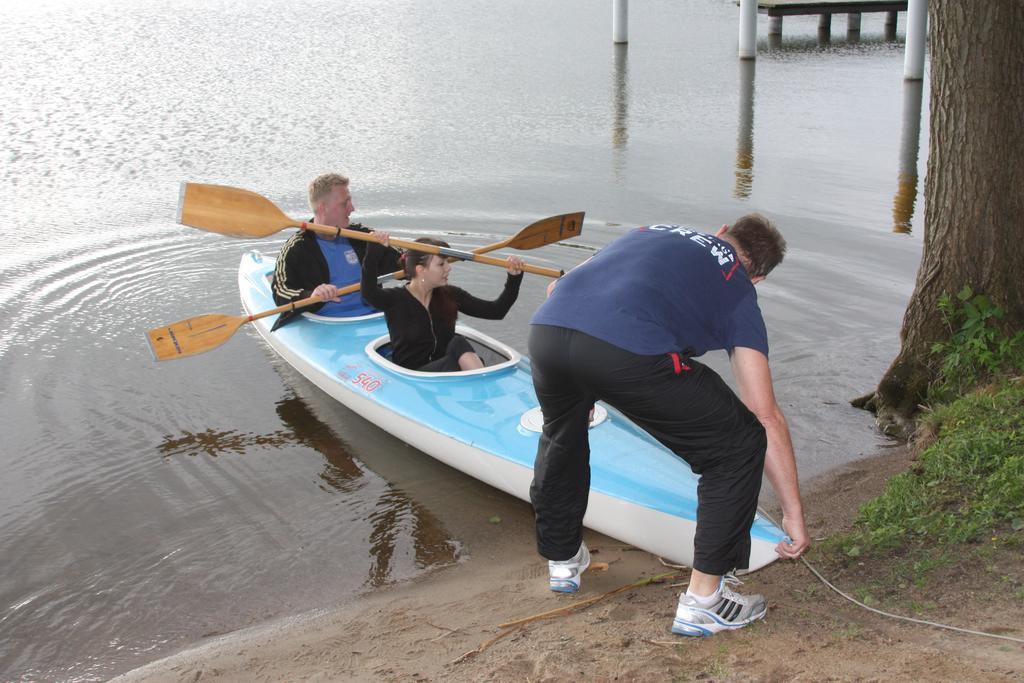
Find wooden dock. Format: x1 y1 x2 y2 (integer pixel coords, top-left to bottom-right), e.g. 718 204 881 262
754 0 907 17
749 0 909 40
611 0 927 78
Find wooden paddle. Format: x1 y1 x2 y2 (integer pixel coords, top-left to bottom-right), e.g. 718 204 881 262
147 211 585 361
178 182 565 278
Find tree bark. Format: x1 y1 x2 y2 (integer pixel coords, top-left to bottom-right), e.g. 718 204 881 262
862 0 1024 438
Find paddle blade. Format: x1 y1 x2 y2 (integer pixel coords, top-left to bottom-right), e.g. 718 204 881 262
177 183 294 238
507 212 585 250
147 313 247 361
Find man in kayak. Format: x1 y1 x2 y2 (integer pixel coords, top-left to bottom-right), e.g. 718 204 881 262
271 172 401 330
528 214 810 636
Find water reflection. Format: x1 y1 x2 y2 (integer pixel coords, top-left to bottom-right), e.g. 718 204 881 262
892 79 924 234
734 59 756 200
763 33 904 56
365 489 456 587
610 44 630 178
159 428 292 458
159 394 459 587
272 394 459 585
274 394 363 490
884 12 898 41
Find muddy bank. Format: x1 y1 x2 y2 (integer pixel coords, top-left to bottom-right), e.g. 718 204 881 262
115 444 1023 682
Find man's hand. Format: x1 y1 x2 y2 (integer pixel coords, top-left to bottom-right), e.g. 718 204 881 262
370 230 390 247
312 283 342 302
776 514 810 560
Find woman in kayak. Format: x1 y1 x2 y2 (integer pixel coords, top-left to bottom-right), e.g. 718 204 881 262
361 232 524 371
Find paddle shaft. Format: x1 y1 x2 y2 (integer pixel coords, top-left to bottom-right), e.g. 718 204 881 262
148 245 509 361
262 237 521 321
287 219 561 278
148 252 489 361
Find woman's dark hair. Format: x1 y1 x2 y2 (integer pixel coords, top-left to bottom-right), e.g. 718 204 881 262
405 237 458 327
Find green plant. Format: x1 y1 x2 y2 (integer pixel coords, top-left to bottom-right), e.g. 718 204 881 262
855 587 877 605
930 286 1024 401
911 555 950 588
834 623 863 640
906 599 939 614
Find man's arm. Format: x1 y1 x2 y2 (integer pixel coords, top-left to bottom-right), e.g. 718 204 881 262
730 346 810 560
272 233 320 305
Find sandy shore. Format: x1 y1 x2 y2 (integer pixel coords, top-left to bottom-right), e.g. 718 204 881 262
115 445 1023 682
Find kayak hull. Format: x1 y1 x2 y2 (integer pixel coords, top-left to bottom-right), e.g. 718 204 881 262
238 251 785 570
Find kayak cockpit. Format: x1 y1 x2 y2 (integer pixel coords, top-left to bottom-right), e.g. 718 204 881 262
365 325 521 378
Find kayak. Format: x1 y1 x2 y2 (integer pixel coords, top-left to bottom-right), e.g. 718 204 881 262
238 250 786 570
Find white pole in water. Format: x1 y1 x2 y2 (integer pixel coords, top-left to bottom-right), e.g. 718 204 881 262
904 0 928 80
738 0 757 59
613 0 628 44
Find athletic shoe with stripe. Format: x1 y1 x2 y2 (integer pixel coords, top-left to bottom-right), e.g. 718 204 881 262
671 576 767 636
548 541 590 593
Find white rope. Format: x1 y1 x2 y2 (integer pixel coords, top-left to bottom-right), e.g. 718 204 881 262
756 508 1024 645
798 556 1024 644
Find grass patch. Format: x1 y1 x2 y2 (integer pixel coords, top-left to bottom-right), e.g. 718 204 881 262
827 380 1024 558
865 382 1023 548
817 290 1024 612
822 290 1024 593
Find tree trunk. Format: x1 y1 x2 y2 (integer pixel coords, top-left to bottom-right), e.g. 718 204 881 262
860 1 1024 438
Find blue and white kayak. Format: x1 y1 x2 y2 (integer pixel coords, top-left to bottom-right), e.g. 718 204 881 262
238 250 786 570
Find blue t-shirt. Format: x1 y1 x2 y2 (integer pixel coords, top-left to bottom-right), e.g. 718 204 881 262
315 236 377 317
530 225 769 357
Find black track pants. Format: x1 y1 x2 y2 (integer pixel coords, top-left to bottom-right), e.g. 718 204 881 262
528 325 767 574
417 334 475 372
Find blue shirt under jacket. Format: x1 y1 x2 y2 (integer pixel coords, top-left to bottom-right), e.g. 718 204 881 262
530 225 769 358
316 235 377 317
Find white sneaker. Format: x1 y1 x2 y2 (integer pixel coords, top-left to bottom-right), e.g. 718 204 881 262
671 575 767 636
548 542 590 593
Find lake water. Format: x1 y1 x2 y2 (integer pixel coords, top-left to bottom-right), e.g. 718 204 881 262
0 0 926 678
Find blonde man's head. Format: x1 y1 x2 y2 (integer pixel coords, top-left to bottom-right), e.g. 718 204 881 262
308 173 349 211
